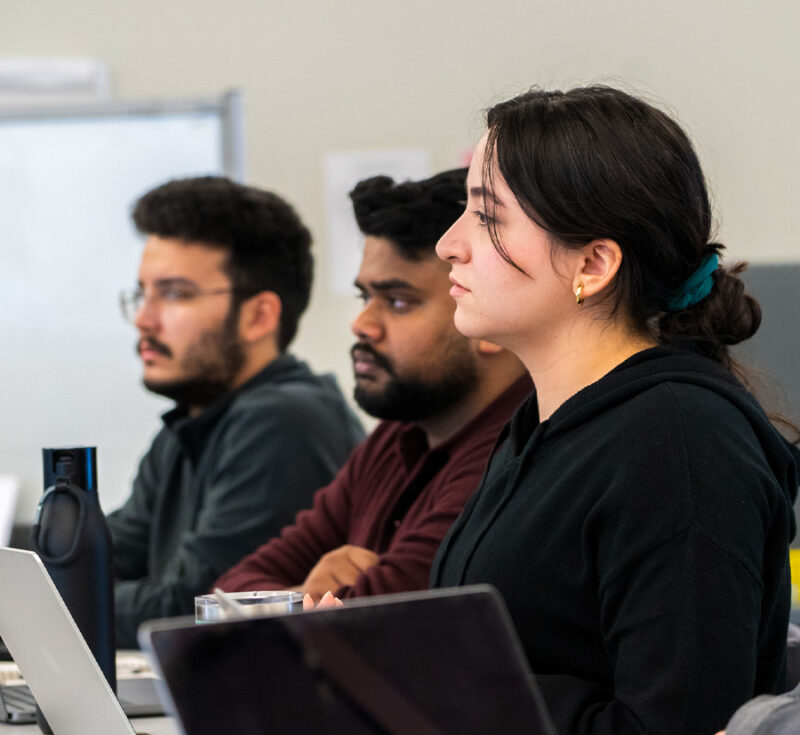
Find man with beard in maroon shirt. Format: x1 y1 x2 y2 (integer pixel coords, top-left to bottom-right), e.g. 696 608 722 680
214 168 530 601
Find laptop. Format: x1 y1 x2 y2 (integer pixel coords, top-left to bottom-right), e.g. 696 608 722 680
0 547 163 733
0 654 163 725
0 476 20 665
0 476 19 547
140 585 556 735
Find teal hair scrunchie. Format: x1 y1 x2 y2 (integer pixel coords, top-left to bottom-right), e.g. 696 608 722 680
663 253 719 312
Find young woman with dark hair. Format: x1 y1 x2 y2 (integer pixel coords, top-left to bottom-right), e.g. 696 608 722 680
433 86 800 735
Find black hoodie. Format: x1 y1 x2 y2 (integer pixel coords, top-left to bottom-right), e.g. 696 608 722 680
432 346 800 735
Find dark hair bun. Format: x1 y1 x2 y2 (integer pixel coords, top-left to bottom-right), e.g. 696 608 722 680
658 261 761 363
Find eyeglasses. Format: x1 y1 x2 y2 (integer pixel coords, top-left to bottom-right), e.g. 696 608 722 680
119 285 257 323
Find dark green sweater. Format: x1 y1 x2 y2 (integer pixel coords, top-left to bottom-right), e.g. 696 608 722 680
432 347 799 735
108 354 364 647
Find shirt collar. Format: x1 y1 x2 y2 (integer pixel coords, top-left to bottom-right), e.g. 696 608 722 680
161 354 300 463
394 374 534 469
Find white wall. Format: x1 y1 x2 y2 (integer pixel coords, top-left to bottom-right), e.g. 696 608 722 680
0 0 797 518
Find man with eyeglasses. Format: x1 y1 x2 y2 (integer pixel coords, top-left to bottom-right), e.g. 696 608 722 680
110 176 364 647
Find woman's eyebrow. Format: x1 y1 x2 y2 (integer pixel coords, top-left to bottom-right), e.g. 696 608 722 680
469 185 505 208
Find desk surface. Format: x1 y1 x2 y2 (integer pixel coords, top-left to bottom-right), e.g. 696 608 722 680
0 715 179 734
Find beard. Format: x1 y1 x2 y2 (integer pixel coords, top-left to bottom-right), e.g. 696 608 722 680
352 341 479 423
140 309 246 408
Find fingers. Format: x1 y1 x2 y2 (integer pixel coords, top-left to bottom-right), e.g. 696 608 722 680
303 590 344 610
318 590 344 608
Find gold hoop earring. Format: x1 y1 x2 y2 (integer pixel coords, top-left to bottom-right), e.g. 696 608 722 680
575 282 584 306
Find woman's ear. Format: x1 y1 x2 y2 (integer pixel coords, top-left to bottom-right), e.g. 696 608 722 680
574 239 623 303
238 291 282 344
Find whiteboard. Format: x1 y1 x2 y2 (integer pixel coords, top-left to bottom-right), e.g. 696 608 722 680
0 91 244 520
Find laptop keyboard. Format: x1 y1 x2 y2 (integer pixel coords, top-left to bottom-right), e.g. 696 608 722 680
1 684 35 712
0 680 154 719
0 653 162 722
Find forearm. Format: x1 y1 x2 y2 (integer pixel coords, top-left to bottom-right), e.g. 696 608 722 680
114 574 200 649
337 498 473 598
214 538 315 592
214 476 351 592
336 549 432 598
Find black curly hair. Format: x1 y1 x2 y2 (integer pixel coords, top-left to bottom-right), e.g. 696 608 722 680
349 168 467 260
132 176 312 351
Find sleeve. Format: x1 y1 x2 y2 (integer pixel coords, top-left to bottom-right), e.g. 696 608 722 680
213 447 360 592
216 429 486 598
541 385 789 735
112 395 353 648
336 462 484 598
106 435 162 582
585 529 768 735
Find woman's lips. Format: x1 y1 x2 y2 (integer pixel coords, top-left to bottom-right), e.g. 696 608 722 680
449 276 470 297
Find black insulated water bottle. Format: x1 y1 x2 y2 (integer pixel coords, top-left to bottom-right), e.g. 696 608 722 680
30 447 116 734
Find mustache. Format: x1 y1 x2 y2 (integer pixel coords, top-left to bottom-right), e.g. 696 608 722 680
350 342 394 375
137 336 172 358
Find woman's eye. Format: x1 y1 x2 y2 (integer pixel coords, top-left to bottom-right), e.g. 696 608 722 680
473 210 489 226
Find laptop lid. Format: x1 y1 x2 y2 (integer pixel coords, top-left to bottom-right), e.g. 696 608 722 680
0 673 163 724
0 547 135 735
140 585 556 735
0 476 19 546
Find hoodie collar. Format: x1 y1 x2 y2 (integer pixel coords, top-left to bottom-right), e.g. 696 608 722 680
507 346 799 529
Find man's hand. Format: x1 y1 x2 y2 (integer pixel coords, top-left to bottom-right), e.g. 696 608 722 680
303 591 344 610
301 545 379 602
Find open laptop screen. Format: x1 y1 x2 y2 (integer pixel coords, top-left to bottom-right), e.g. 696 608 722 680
141 585 555 735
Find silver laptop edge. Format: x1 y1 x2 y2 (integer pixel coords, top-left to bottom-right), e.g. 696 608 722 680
0 547 135 735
